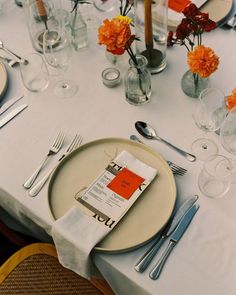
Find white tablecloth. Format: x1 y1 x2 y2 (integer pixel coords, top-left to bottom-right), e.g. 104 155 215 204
0 2 236 295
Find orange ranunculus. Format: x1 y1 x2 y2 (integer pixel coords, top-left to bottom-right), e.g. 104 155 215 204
187 45 219 78
98 16 134 55
227 88 236 110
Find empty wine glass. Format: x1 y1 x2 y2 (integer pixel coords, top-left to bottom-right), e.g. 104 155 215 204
198 154 233 199
192 87 228 160
43 28 78 98
220 106 236 183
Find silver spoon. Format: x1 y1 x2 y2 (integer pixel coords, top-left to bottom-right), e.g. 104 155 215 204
0 40 28 65
135 121 196 162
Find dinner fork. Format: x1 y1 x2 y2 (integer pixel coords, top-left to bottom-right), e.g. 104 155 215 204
29 134 82 197
23 132 65 189
130 135 187 176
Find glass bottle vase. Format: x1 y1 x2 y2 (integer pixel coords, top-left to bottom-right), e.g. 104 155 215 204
69 7 88 51
181 70 210 98
125 55 151 106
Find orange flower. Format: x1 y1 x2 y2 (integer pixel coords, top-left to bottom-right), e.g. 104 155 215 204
98 16 134 55
187 45 219 78
227 88 236 110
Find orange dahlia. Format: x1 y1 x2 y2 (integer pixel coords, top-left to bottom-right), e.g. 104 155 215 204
98 16 134 55
187 45 219 78
227 88 236 110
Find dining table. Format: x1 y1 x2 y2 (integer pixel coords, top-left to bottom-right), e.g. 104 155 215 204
0 1 236 294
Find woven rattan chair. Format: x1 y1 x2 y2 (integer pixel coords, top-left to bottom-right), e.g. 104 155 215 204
0 243 115 295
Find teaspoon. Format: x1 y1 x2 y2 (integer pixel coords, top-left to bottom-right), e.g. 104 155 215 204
135 121 196 162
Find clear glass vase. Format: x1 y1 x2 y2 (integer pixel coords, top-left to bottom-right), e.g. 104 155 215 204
69 8 88 51
125 55 151 106
181 70 210 98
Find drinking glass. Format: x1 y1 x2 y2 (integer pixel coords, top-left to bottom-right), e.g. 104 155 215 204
192 87 227 160
43 29 78 98
20 52 49 93
198 154 232 199
220 106 236 183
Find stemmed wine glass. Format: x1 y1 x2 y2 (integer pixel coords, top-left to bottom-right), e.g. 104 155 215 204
43 28 78 98
220 106 236 183
192 87 228 160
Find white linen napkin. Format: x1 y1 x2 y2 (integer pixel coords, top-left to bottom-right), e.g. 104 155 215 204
51 150 157 279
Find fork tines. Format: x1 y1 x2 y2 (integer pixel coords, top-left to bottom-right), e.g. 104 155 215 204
167 161 187 176
66 134 83 153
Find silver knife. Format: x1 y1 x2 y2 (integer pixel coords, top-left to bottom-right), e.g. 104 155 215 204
0 95 24 116
0 104 28 128
149 203 200 280
134 195 198 272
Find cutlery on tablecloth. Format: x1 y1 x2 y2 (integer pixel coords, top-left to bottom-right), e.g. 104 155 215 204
0 55 19 68
0 95 24 116
130 134 187 176
0 104 28 128
29 134 82 197
134 195 198 273
135 121 197 162
0 40 28 65
226 13 236 28
149 203 199 279
23 132 65 189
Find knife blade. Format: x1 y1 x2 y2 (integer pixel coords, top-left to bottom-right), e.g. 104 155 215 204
134 195 198 272
149 203 200 280
0 95 24 116
0 104 28 128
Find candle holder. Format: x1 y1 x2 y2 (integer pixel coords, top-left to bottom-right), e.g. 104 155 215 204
134 0 168 74
102 68 121 88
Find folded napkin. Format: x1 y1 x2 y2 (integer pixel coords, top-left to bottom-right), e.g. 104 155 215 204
52 150 157 279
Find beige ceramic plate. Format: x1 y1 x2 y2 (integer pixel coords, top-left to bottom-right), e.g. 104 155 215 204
167 0 233 30
0 62 8 102
48 138 176 253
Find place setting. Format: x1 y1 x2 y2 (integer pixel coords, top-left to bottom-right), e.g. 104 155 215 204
0 1 236 294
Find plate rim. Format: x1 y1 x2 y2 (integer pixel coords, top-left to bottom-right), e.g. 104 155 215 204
0 62 8 102
48 137 177 253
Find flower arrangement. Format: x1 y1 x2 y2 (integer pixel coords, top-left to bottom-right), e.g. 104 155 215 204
168 3 219 80
98 15 137 65
226 88 236 110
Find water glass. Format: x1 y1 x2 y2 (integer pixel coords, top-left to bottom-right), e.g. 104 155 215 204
198 155 232 199
20 52 49 93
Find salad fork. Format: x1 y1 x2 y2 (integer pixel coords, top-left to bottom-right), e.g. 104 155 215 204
23 132 65 189
29 134 82 197
130 135 187 176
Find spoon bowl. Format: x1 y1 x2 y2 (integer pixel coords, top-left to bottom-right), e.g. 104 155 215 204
135 121 196 162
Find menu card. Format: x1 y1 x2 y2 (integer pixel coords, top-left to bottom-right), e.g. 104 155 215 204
77 150 157 228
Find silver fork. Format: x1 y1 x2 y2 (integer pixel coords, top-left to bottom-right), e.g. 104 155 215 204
29 134 82 197
130 135 187 176
23 132 65 189
0 55 19 68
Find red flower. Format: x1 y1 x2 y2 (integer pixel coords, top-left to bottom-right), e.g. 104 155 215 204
182 3 198 18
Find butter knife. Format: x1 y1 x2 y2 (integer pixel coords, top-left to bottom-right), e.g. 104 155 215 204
0 104 28 128
149 203 199 279
0 95 24 116
134 195 198 273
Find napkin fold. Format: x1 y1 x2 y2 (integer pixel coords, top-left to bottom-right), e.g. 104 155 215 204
52 150 157 279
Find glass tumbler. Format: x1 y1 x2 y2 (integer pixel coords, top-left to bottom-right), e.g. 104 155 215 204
198 154 232 199
20 52 49 92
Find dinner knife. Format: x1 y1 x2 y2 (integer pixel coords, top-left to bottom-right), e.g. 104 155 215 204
134 195 198 273
149 203 200 280
0 95 24 116
0 103 28 128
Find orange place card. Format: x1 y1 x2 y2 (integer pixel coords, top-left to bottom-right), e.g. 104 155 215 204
107 167 145 200
168 0 191 13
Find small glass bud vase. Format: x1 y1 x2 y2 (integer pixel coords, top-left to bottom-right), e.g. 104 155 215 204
181 70 210 98
69 7 88 51
125 55 151 106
